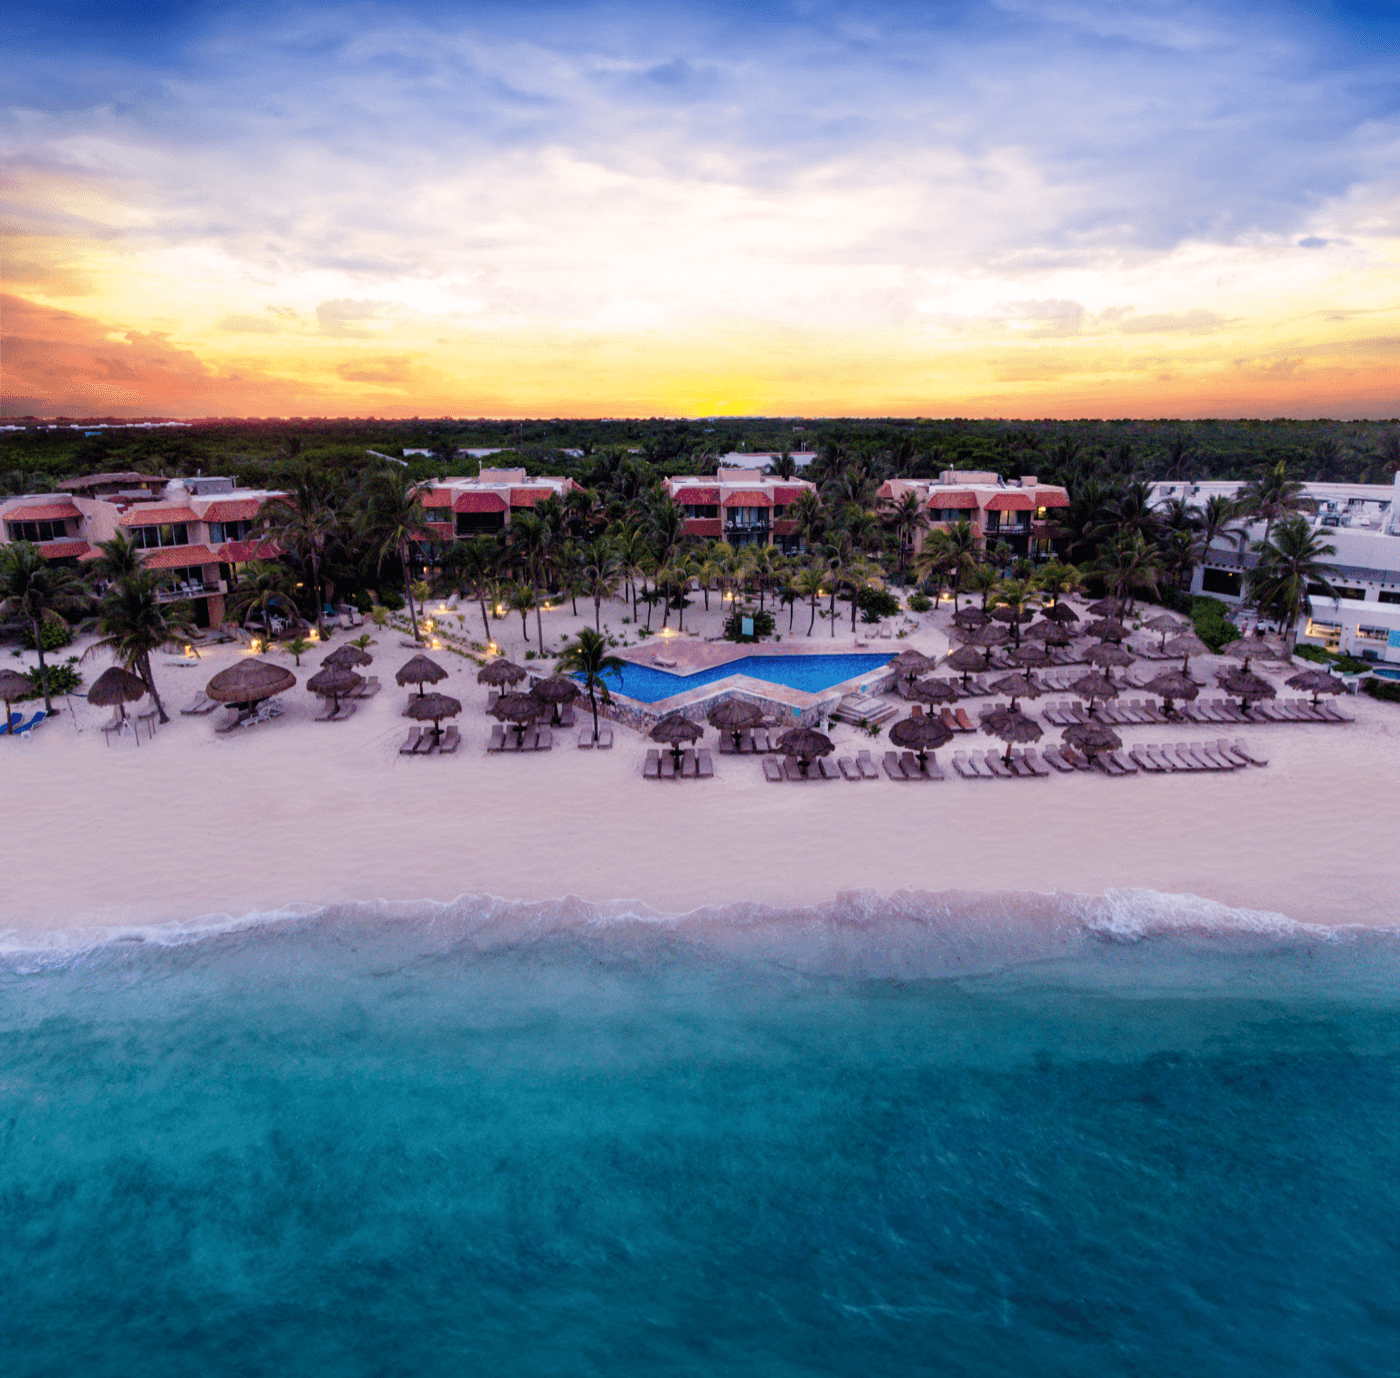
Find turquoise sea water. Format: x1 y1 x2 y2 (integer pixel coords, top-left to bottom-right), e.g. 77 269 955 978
3 895 1398 1377
590 652 893 703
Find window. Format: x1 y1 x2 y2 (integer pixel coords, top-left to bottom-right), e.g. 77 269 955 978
131 523 189 549
685 504 718 519
1357 626 1390 641
208 519 254 543
1379 590 1400 605
1202 568 1242 596
1312 583 1364 600
6 519 69 542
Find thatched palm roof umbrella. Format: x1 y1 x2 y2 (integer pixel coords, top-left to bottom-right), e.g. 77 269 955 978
1222 636 1287 669
1041 603 1080 624
490 690 543 746
1085 643 1135 678
88 666 147 721
406 691 462 744
1163 631 1211 673
1063 720 1122 764
396 654 448 697
1217 668 1277 708
1143 669 1199 718
206 658 296 709
306 665 363 710
1009 643 1052 669
956 623 1011 666
988 671 1045 711
323 644 372 670
650 714 702 768
905 676 959 708
1084 617 1129 642
1024 620 1073 647
889 649 936 685
1285 667 1347 706
707 697 764 750
951 607 990 630
477 657 527 688
1087 596 1127 617
1143 612 1188 649
775 725 834 777
0 667 33 730
1069 671 1119 714
889 712 952 769
983 706 1043 764
530 675 581 725
944 645 989 685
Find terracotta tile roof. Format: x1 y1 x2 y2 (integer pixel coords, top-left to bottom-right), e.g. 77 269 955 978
684 518 723 538
771 486 808 504
419 489 454 509
120 505 200 527
38 540 93 560
3 501 81 522
927 491 979 509
984 492 1036 511
216 539 282 563
201 497 266 522
772 519 799 537
1034 490 1070 508
510 487 552 507
721 490 774 507
140 544 220 569
674 486 720 504
454 491 508 514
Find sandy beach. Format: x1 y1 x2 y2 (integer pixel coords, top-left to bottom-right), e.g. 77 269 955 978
5 595 1397 939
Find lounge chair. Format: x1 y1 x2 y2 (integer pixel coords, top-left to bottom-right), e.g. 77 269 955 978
355 676 382 699
1190 741 1233 771
181 693 215 716
950 751 978 779
596 724 614 749
817 757 841 780
855 749 879 779
1039 746 1074 773
1142 744 1176 771
439 725 461 754
1161 743 1199 771
923 752 946 781
783 757 806 781
1107 750 1139 774
983 751 1014 779
399 726 423 755
763 757 783 782
883 751 908 780
718 734 736 754
838 756 861 781
578 728 595 749
644 749 661 779
1021 748 1052 777
1316 701 1352 723
754 729 772 752
557 704 576 729
899 751 929 781
1129 745 1164 773
534 726 553 751
955 708 976 733
696 748 714 779
1005 751 1034 778
487 724 505 752
1061 746 1093 771
412 727 436 754
502 728 522 752
659 752 677 779
738 729 755 754
681 749 698 778
1230 737 1269 766
519 726 539 751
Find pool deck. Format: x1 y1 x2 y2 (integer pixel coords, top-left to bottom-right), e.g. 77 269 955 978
602 637 899 729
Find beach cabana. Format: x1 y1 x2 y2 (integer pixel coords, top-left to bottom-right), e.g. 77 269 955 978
396 654 448 697
983 706 1043 765
951 607 990 630
206 658 296 716
406 692 462 746
1143 669 1200 717
889 649 936 687
1024 620 1073 647
1285 668 1347 706
0 668 32 734
1084 617 1129 643
1143 613 1188 649
1008 644 1052 669
774 726 834 778
1087 597 1127 617
1222 637 1287 669
650 714 702 770
889 712 952 771
956 623 1010 666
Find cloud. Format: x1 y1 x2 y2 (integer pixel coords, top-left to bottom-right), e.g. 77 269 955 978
1117 309 1226 335
1298 236 1330 248
217 313 281 333
334 356 415 384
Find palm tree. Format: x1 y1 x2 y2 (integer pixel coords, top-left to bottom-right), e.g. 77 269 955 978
919 519 978 608
1239 462 1308 537
1195 492 1244 560
449 538 500 644
1032 560 1080 610
990 577 1033 646
1246 517 1339 653
843 557 885 631
1098 531 1163 608
882 490 929 574
88 568 196 723
226 560 299 646
507 581 537 646
612 525 649 618
0 542 89 712
556 628 625 744
792 566 824 635
786 489 825 550
361 469 429 642
89 533 144 585
264 464 338 637
509 510 554 654
579 537 620 632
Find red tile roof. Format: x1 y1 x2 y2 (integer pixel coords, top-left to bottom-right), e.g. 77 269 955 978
120 505 200 527
38 540 93 560
1034 490 1070 508
3 501 82 523
454 491 508 514
201 497 266 522
721 490 773 507
674 486 720 504
419 489 454 509
510 487 552 507
141 544 220 569
684 518 723 538
771 486 807 504
216 539 282 563
772 519 799 537
984 492 1036 511
927 491 979 509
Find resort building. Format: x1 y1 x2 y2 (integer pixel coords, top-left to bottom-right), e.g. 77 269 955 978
414 470 584 544
1 475 284 631
875 473 1072 560
1160 473 1400 666
662 469 819 552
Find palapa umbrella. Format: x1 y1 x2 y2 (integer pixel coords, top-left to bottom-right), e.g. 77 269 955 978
306 665 363 710
775 725 834 777
988 671 1045 710
406 691 462 744
1217 667 1276 708
1062 720 1122 765
477 657 527 688
650 714 702 768
889 648 936 685
1087 596 1127 617
1143 669 1199 717
951 606 990 629
707 697 764 750
905 676 959 707
1009 643 1052 669
206 658 296 710
990 605 1034 625
944 645 989 685
956 622 1011 665
1143 612 1188 649
1069 671 1119 714
490 689 543 746
0 667 33 730
530 674 581 725
87 666 147 722
322 643 372 669
889 712 953 769
1084 617 1129 642
1163 631 1211 672
1085 643 1135 675
1024 620 1073 646
1041 603 1080 624
396 653 448 697
1285 667 1347 706
1222 636 1287 668
983 705 1043 764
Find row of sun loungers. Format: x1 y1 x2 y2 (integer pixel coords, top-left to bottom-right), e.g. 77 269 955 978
3 709 47 740
645 748 715 779
398 725 462 755
315 700 358 723
1032 696 1349 728
577 725 614 749
485 724 554 752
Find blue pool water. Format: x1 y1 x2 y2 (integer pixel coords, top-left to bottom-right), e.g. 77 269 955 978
1371 666 1400 681
593 652 893 703
3 893 1398 1377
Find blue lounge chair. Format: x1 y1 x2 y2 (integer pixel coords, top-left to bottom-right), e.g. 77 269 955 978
13 710 47 739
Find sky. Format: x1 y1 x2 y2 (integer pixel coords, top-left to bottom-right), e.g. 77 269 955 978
3 0 1398 419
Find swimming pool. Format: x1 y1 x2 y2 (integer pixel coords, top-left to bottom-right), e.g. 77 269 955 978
590 652 894 704
1372 666 1400 682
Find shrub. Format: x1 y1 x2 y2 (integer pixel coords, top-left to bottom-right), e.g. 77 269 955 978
19 620 75 652
907 593 933 613
18 658 83 699
378 588 405 611
857 586 901 621
1362 676 1400 702
1188 596 1239 652
1295 644 1370 674
722 608 775 642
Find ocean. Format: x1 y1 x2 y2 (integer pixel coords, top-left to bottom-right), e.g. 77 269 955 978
3 892 1398 1377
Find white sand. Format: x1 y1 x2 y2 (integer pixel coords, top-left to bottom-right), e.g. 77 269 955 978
5 594 1398 938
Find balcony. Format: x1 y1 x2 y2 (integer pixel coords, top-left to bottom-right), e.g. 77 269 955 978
156 579 224 602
